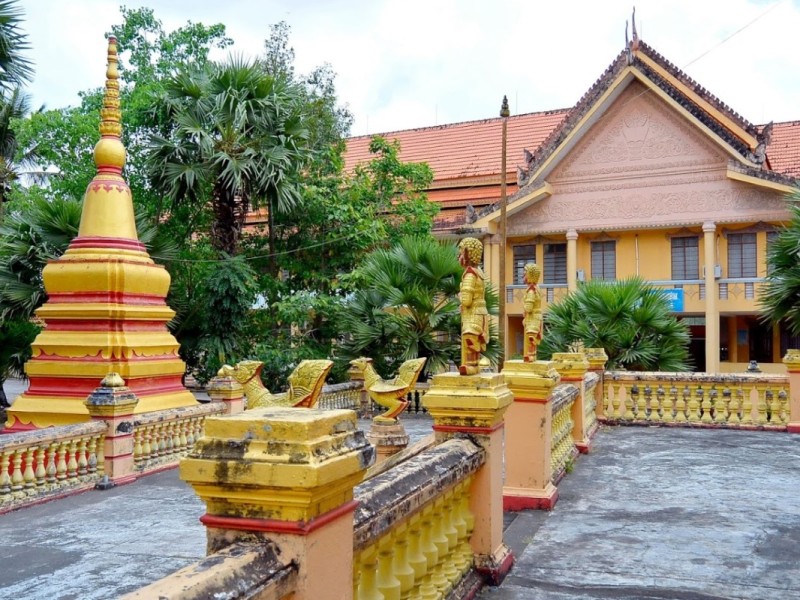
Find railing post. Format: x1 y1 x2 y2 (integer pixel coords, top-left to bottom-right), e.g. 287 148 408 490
422 372 514 586
782 350 800 433
348 363 370 417
501 360 560 510
552 352 591 453
84 373 139 487
180 407 375 600
206 374 244 415
585 347 609 421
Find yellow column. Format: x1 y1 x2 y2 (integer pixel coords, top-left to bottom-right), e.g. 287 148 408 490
501 360 560 510
180 407 375 600
552 352 591 452
585 347 609 421
567 229 578 292
703 221 720 373
84 373 138 487
783 350 800 433
422 372 514 586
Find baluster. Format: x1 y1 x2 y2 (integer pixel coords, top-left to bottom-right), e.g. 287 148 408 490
392 523 415 599
634 385 647 420
407 513 427 592
710 387 724 424
23 447 36 491
726 388 740 425
169 422 179 454
687 386 701 423
0 450 11 497
34 446 47 489
356 545 382 600
419 505 439 576
661 385 674 423
77 438 89 477
756 386 768 426
376 533 401 600
86 437 97 475
133 429 143 464
700 386 713 424
450 481 471 574
67 439 79 482
142 427 153 462
609 383 620 419
429 498 450 595
742 386 756 425
45 443 57 486
769 389 782 427
95 435 105 476
620 385 632 420
155 424 166 457
178 420 188 452
440 491 460 589
56 443 68 482
778 389 789 425
674 385 687 423
11 449 24 494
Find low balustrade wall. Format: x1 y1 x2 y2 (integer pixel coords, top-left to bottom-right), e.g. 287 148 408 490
0 420 106 514
550 384 579 484
353 438 485 598
316 380 363 411
133 403 225 475
602 371 790 429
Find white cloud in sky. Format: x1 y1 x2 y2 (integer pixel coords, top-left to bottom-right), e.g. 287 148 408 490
21 0 800 136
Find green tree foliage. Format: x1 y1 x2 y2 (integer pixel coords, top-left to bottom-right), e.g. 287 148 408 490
147 56 310 257
0 0 32 92
760 193 800 333
539 277 692 371
0 317 38 406
339 236 499 379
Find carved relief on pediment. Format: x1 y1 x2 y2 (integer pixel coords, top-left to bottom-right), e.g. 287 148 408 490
508 186 790 236
553 82 725 181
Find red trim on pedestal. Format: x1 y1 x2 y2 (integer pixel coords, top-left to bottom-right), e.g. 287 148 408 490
512 396 551 404
503 489 559 511
576 440 591 454
45 320 169 331
559 376 584 382
47 291 166 305
788 423 800 434
433 422 504 435
475 549 515 586
69 236 144 252
200 500 359 536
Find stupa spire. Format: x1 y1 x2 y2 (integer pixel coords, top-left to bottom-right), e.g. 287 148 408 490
95 35 125 173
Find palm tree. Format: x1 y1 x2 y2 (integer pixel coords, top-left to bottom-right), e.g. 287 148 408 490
339 236 500 378
539 277 692 371
0 0 33 92
760 193 800 333
147 56 310 259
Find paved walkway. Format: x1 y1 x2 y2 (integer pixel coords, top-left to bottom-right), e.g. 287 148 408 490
2 379 799 599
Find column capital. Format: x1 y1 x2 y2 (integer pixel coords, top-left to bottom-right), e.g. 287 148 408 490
584 347 608 371
552 352 590 380
566 228 579 241
783 349 800 372
702 221 716 233
423 372 513 432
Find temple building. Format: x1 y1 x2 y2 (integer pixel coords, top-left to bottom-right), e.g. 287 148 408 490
345 33 800 373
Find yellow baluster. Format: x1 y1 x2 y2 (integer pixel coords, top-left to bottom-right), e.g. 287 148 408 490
662 385 674 423
419 505 439 575
67 439 79 481
86 437 97 475
610 383 621 419
0 450 11 496
622 385 634 421
439 492 460 590
34 446 47 488
56 443 67 482
393 523 415 599
133 429 143 464
756 386 768 425
635 385 646 420
179 420 188 451
646 385 657 421
769 388 782 427
11 450 24 494
23 447 36 491
428 500 450 594
77 438 89 477
450 483 469 573
376 533 401 600
674 385 687 423
95 435 105 476
418 576 439 600
406 513 427 586
726 388 740 425
778 389 789 425
712 388 727 424
687 386 701 423
356 546 382 600
46 443 57 486
700 386 713 424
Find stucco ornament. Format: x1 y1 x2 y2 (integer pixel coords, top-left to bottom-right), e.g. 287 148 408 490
218 359 332 409
458 237 489 375
349 357 426 423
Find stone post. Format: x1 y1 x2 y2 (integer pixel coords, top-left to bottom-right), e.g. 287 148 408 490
348 363 371 417
552 351 591 453
366 421 409 464
501 360 560 510
783 350 800 433
585 347 609 421
180 407 375 600
84 373 139 487
422 372 514 586
206 374 244 415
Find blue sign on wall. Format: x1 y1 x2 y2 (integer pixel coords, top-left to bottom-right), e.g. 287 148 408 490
660 288 684 312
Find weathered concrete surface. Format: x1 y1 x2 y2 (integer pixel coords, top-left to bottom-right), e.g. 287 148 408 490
482 426 800 600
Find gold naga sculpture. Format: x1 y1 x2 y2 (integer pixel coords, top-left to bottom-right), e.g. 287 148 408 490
522 262 544 362
349 357 427 422
218 359 333 409
458 237 489 375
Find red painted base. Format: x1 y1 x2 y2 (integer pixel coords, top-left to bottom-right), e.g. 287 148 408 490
475 546 515 586
576 440 591 454
789 423 800 433
503 489 559 511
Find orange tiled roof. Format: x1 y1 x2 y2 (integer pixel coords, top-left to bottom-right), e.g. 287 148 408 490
344 110 568 184
768 121 800 179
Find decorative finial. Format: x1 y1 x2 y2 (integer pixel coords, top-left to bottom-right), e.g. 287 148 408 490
101 372 126 388
94 36 126 174
500 95 510 119
630 7 640 50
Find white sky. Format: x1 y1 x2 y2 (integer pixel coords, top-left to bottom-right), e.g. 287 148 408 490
21 0 800 136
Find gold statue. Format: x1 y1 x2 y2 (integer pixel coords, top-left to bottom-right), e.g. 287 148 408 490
458 237 489 375
218 359 333 409
349 357 426 423
522 262 543 362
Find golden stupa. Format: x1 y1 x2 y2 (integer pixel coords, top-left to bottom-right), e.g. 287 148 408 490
7 37 197 430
